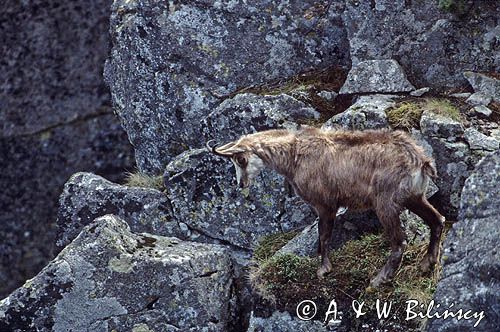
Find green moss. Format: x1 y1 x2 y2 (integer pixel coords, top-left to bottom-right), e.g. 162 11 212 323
253 231 299 263
387 98 463 130
387 102 423 130
124 172 164 191
250 233 444 330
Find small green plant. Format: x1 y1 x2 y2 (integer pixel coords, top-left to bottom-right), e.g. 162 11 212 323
438 0 465 11
124 172 164 190
253 231 299 262
424 98 462 122
387 98 463 130
250 232 445 330
387 102 423 130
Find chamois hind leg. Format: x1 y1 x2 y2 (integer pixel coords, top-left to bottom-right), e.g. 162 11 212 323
370 203 406 288
316 206 337 279
406 195 445 273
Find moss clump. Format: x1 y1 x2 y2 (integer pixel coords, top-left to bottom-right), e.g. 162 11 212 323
250 233 443 331
387 98 463 130
253 231 299 263
387 102 424 130
124 172 164 191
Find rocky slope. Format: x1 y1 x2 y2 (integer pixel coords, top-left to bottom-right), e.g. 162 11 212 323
0 0 135 297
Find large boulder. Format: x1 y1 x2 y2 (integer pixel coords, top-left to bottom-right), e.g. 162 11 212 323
56 172 199 250
163 148 314 250
104 0 350 173
203 93 320 143
419 111 473 218
0 0 135 298
0 215 236 332
339 60 415 94
342 0 500 90
428 150 500 331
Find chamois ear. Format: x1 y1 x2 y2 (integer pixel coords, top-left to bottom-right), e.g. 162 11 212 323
206 140 246 157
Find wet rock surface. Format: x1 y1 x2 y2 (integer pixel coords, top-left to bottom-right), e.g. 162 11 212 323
429 150 500 331
0 215 236 332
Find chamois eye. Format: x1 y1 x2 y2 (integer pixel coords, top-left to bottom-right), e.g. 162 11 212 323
237 155 247 166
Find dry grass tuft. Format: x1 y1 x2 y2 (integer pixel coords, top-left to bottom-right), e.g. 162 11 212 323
124 172 164 191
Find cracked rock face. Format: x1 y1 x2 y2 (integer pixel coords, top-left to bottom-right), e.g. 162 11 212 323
0 0 135 298
429 150 500 331
56 172 195 250
104 0 350 173
343 0 500 90
164 148 314 250
0 116 134 298
0 215 235 332
203 93 320 144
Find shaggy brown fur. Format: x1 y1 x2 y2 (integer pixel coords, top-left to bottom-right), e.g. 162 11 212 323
209 127 445 288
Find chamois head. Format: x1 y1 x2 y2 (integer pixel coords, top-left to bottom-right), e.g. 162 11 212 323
207 139 264 189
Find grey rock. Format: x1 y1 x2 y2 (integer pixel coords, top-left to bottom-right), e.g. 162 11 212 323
339 60 415 94
410 87 430 97
322 95 395 130
429 151 500 331
419 111 464 140
203 93 320 144
464 71 500 103
0 0 135 298
105 0 350 173
163 148 310 250
276 220 319 257
465 92 492 106
472 105 493 117
247 311 328 332
317 90 338 101
0 215 236 332
343 1 500 90
464 128 499 151
449 92 472 99
279 197 317 233
424 138 472 218
0 1 113 137
0 116 134 298
56 172 203 250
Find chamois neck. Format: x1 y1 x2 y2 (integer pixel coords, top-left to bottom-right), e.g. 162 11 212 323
252 135 297 178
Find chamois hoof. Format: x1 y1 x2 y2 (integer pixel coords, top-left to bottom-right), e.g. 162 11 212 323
369 274 390 289
316 265 332 279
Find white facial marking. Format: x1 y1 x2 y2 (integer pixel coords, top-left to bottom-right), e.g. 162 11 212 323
231 160 243 185
246 154 265 181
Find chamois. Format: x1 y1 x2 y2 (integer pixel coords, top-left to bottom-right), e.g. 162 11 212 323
207 127 445 288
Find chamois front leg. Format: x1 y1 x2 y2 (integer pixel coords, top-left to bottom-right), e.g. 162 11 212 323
316 206 337 279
